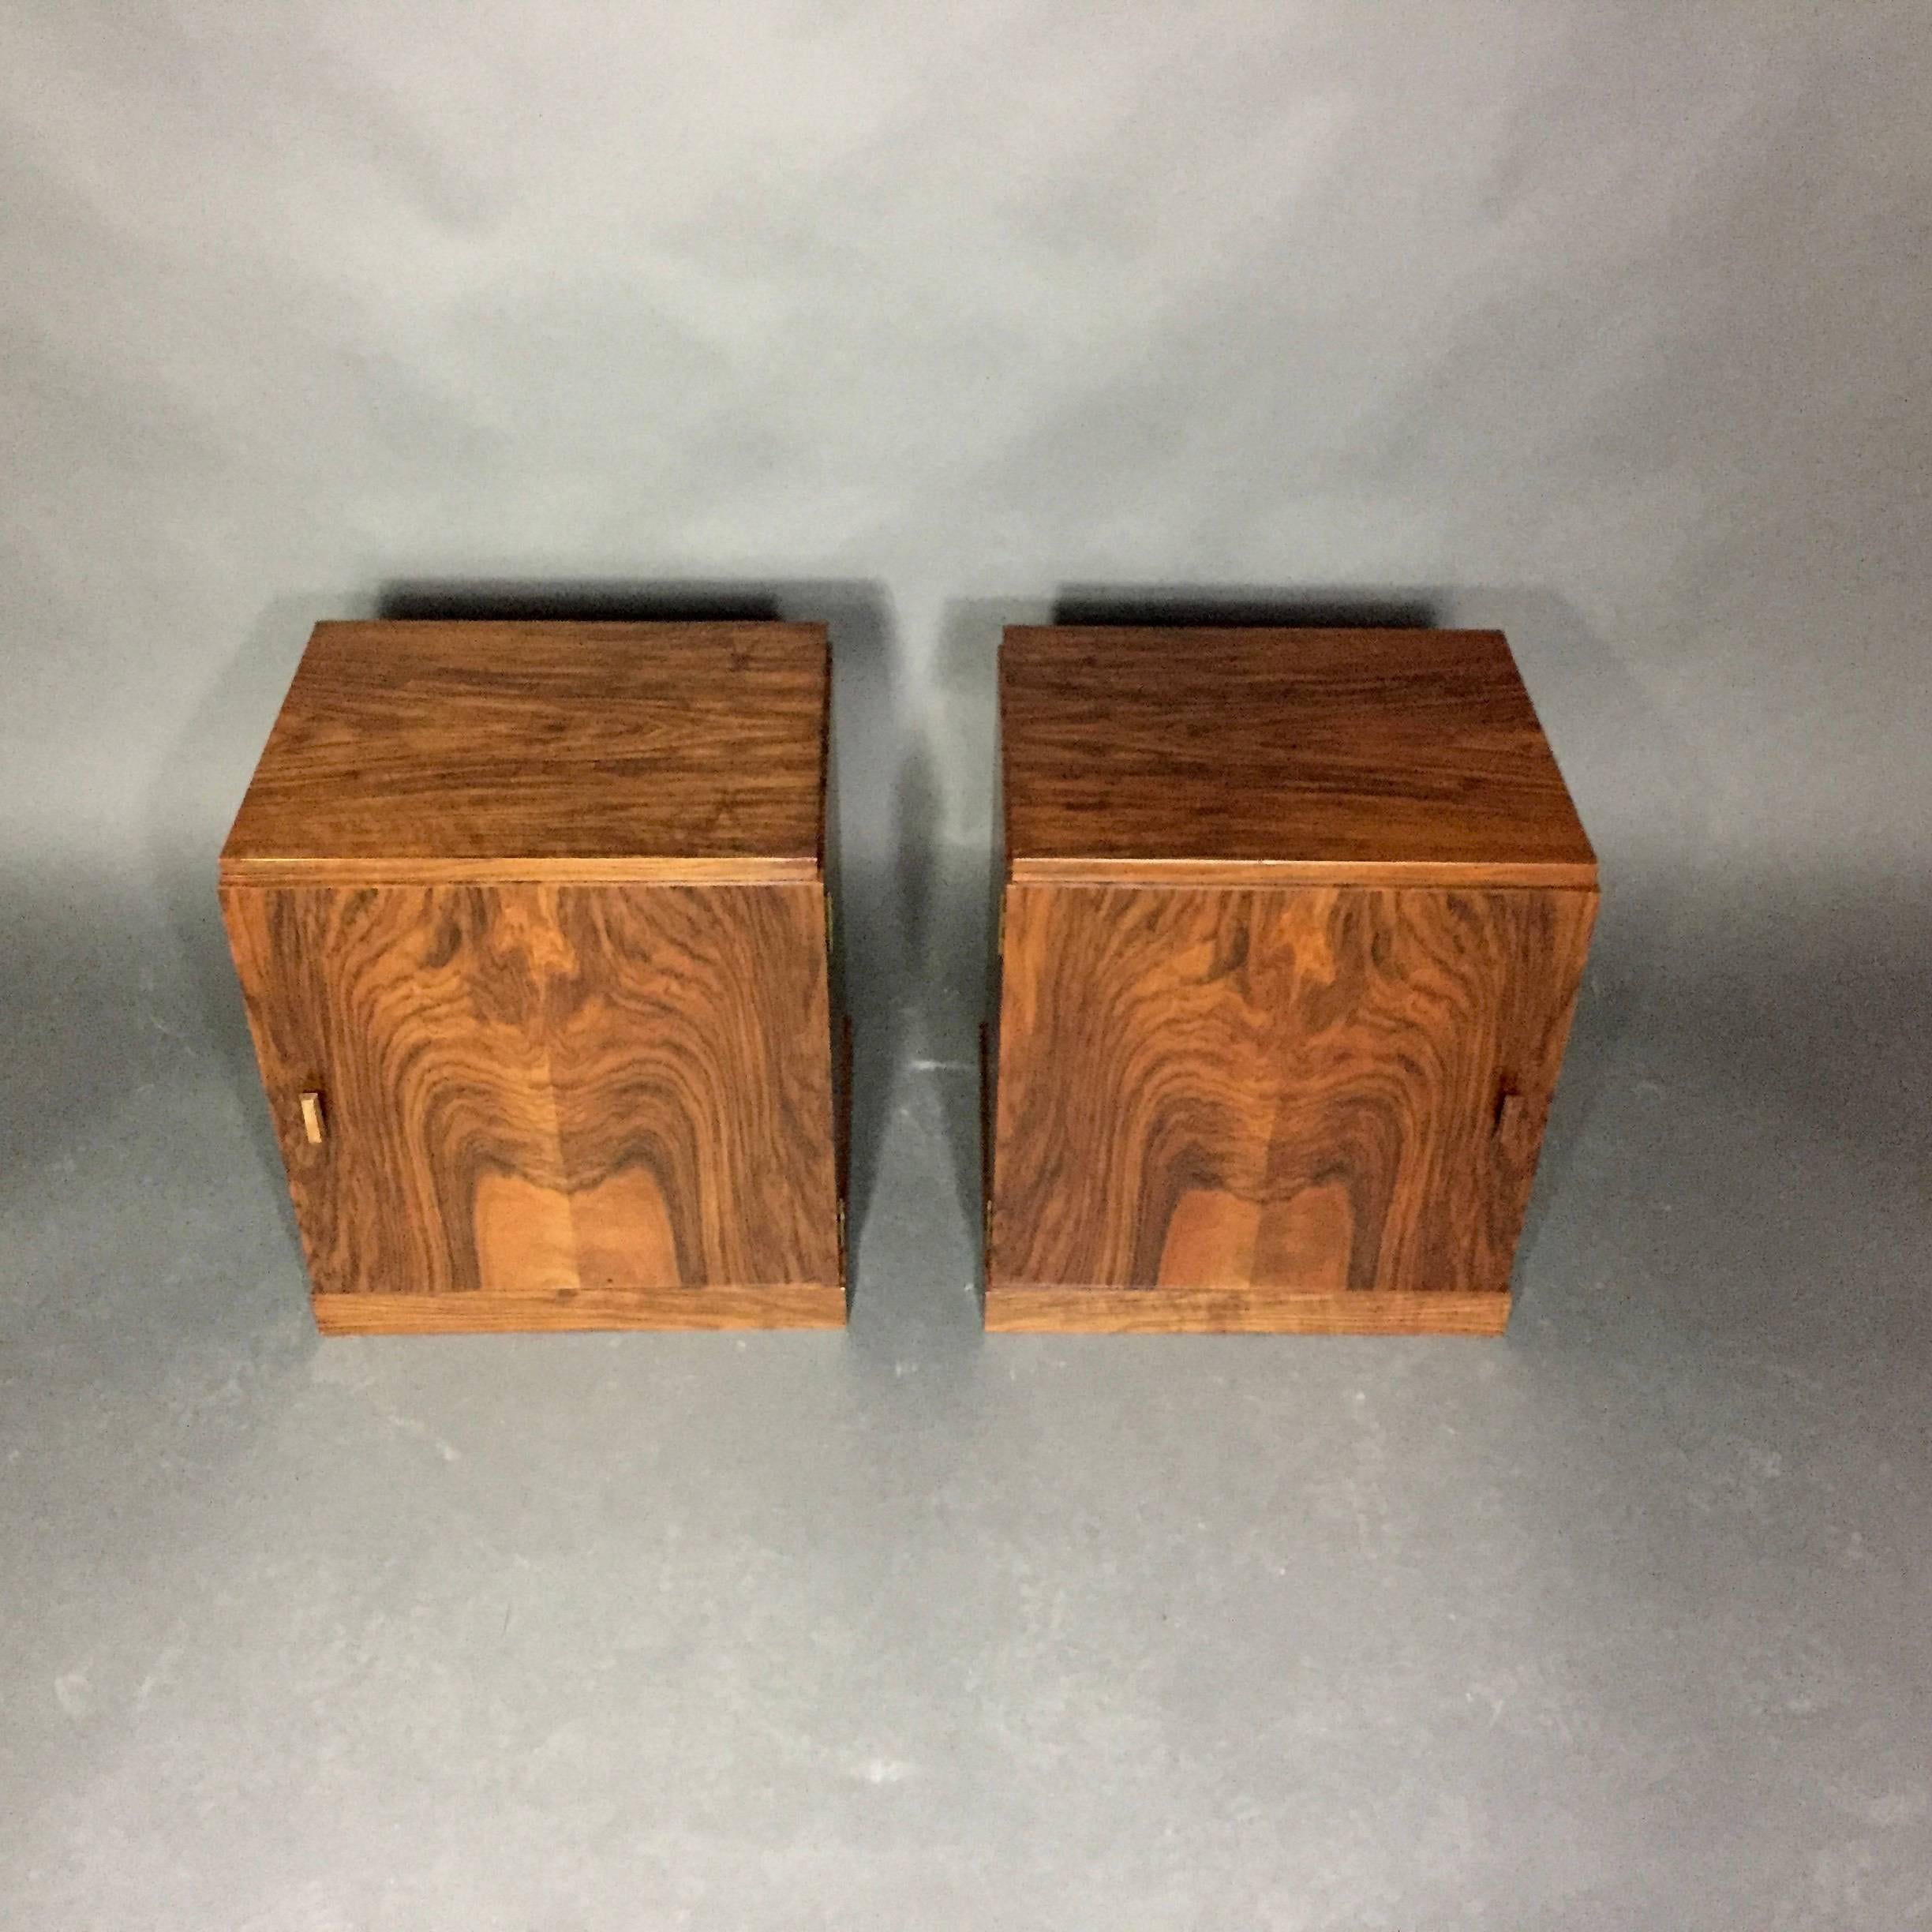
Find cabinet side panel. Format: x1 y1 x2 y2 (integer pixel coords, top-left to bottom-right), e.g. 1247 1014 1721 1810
219 886 343 1294
989 883 1596 1309
1479 886 1598 1283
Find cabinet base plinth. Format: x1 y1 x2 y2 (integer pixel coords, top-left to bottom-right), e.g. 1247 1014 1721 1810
982 1286 1510 1336
312 1284 846 1335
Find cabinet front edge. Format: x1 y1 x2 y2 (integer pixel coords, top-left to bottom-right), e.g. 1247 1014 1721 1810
1002 858 1598 890
218 854 825 889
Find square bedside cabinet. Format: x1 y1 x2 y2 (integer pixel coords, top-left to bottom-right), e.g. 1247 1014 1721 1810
984 626 1597 1335
220 620 846 1334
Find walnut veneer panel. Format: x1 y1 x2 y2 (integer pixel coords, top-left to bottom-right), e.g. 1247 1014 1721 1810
985 882 1596 1329
1000 627 1595 886
221 621 829 884
223 881 843 1330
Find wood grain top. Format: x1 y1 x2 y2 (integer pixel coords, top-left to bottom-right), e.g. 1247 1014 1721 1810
221 622 829 885
1000 627 1596 887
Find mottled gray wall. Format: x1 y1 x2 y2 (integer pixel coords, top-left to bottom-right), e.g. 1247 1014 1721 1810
5 3 1926 897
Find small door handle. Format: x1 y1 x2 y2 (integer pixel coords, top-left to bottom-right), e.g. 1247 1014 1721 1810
1494 1088 1525 1137
299 1090 327 1146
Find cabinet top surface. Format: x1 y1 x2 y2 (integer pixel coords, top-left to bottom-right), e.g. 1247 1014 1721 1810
221 622 829 884
1000 627 1597 886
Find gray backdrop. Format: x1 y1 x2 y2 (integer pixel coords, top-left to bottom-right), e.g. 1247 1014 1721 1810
5 6 1930 1927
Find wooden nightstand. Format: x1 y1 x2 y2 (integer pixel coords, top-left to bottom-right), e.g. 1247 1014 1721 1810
220 620 845 1334
984 626 1597 1335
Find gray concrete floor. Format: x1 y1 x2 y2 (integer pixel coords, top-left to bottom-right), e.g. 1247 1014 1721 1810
3 858 1930 1928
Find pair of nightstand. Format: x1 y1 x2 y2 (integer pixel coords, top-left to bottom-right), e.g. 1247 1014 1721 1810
221 620 1595 1337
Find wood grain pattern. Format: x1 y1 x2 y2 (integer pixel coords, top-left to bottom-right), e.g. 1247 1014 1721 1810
986 883 1596 1326
223 880 842 1328
1001 627 1596 887
221 622 829 886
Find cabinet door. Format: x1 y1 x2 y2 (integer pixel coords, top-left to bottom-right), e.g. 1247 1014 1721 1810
989 883 1595 1320
222 882 841 1330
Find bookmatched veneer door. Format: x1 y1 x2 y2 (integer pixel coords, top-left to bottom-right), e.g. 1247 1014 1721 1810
223 881 842 1332
987 882 1594 1333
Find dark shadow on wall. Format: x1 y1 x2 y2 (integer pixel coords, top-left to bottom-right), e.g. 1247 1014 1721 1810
378 582 785 624
1051 587 1441 631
